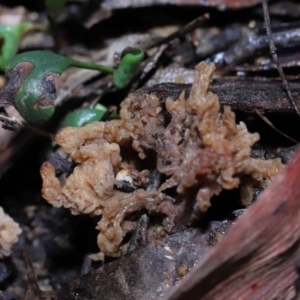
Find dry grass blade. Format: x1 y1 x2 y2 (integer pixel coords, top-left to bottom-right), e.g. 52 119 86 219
23 252 57 300
255 109 298 144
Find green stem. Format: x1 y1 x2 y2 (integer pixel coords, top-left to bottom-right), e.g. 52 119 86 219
69 59 115 74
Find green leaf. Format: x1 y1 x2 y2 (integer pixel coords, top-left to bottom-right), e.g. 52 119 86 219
109 112 119 119
3 48 143 124
94 103 108 114
65 106 108 127
113 48 144 89
6 51 114 124
0 22 33 69
6 51 73 124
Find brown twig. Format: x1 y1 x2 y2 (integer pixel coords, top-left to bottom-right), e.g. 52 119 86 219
146 13 210 50
262 0 300 117
0 113 54 139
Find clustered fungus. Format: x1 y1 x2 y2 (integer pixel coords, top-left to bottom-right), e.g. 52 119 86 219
40 62 284 257
0 207 22 258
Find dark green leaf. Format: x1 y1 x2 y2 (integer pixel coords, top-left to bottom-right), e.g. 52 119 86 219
65 107 107 127
113 48 144 89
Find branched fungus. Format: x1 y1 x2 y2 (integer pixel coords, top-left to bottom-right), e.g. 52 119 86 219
40 62 284 256
0 207 22 258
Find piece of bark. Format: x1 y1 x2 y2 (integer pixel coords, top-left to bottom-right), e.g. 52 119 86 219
55 209 244 300
56 225 226 300
212 79 300 113
143 80 300 113
164 146 300 300
48 153 75 175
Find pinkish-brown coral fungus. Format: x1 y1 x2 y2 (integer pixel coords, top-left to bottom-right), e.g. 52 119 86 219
0 207 22 258
40 62 284 256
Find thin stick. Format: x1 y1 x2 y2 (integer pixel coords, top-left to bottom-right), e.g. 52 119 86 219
255 109 298 144
262 0 300 117
0 113 54 139
146 13 210 50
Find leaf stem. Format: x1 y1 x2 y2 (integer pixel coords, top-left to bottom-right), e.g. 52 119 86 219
69 59 115 74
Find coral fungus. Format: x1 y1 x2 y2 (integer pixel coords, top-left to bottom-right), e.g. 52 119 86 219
40 62 284 256
0 207 22 258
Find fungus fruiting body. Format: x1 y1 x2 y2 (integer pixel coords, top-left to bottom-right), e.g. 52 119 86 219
40 62 284 256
